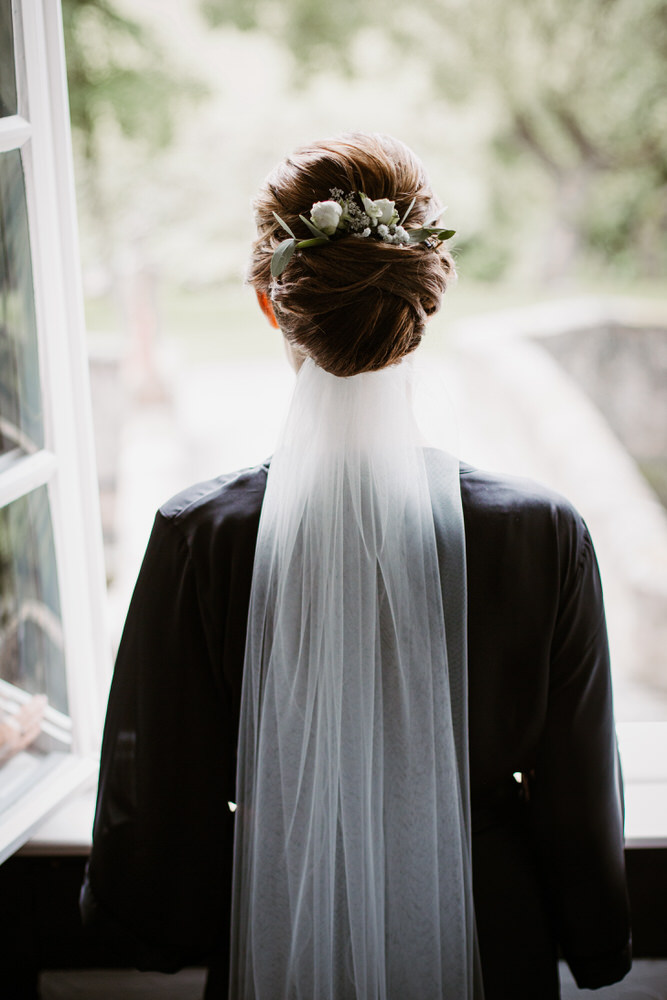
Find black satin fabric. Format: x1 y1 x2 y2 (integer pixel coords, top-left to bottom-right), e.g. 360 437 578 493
80 455 632 997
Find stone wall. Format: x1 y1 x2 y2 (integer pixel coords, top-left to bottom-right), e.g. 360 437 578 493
539 322 667 508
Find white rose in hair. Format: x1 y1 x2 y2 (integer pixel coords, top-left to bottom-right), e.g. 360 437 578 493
361 195 398 226
310 200 343 235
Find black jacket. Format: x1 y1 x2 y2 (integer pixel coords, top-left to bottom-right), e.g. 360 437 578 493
81 455 631 997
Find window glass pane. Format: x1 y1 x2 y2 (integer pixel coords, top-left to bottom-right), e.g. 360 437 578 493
0 485 67 716
0 1 17 117
0 149 44 459
0 485 71 814
0 487 71 812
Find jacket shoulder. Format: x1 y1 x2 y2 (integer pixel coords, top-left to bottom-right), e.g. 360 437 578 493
458 461 593 576
460 461 584 526
156 462 268 539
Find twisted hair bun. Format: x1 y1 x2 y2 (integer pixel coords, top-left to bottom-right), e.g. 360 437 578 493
249 133 456 377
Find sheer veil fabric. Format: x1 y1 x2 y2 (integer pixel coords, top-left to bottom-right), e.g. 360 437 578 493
229 356 483 999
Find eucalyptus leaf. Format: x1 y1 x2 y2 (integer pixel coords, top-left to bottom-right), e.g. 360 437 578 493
407 228 432 242
296 237 330 249
408 227 456 243
271 238 297 277
399 196 416 227
299 214 330 240
273 211 296 239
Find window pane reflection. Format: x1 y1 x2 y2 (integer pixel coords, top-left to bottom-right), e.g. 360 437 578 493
0 150 44 460
0 2 17 117
0 486 68 730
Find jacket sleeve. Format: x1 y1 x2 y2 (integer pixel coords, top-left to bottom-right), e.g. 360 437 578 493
80 510 234 974
530 518 632 988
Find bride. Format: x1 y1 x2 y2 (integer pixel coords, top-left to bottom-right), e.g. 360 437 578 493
82 133 631 999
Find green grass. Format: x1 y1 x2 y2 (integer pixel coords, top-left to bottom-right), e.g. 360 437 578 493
84 282 283 362
84 277 667 363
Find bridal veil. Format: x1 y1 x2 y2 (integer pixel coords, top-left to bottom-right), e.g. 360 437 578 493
229 356 482 999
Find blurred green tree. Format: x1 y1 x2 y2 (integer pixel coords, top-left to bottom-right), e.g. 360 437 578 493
62 0 205 280
63 0 185 162
201 0 667 281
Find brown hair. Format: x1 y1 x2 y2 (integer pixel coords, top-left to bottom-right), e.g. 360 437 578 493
248 133 456 377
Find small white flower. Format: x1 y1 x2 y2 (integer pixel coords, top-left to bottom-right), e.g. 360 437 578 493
381 202 399 225
394 226 410 244
360 194 397 227
310 200 343 235
377 224 389 238
340 204 355 225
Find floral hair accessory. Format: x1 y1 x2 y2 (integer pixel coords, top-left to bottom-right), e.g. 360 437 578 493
270 189 455 277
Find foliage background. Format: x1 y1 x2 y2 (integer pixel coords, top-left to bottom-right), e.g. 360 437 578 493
61 0 667 335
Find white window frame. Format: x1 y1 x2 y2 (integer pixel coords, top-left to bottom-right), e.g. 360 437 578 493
0 0 109 864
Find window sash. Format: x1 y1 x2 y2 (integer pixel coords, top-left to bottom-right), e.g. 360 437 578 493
0 0 109 861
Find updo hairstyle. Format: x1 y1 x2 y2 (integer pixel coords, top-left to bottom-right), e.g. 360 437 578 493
248 133 456 377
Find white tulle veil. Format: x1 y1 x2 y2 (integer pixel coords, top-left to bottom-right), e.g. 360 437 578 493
229 354 483 999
